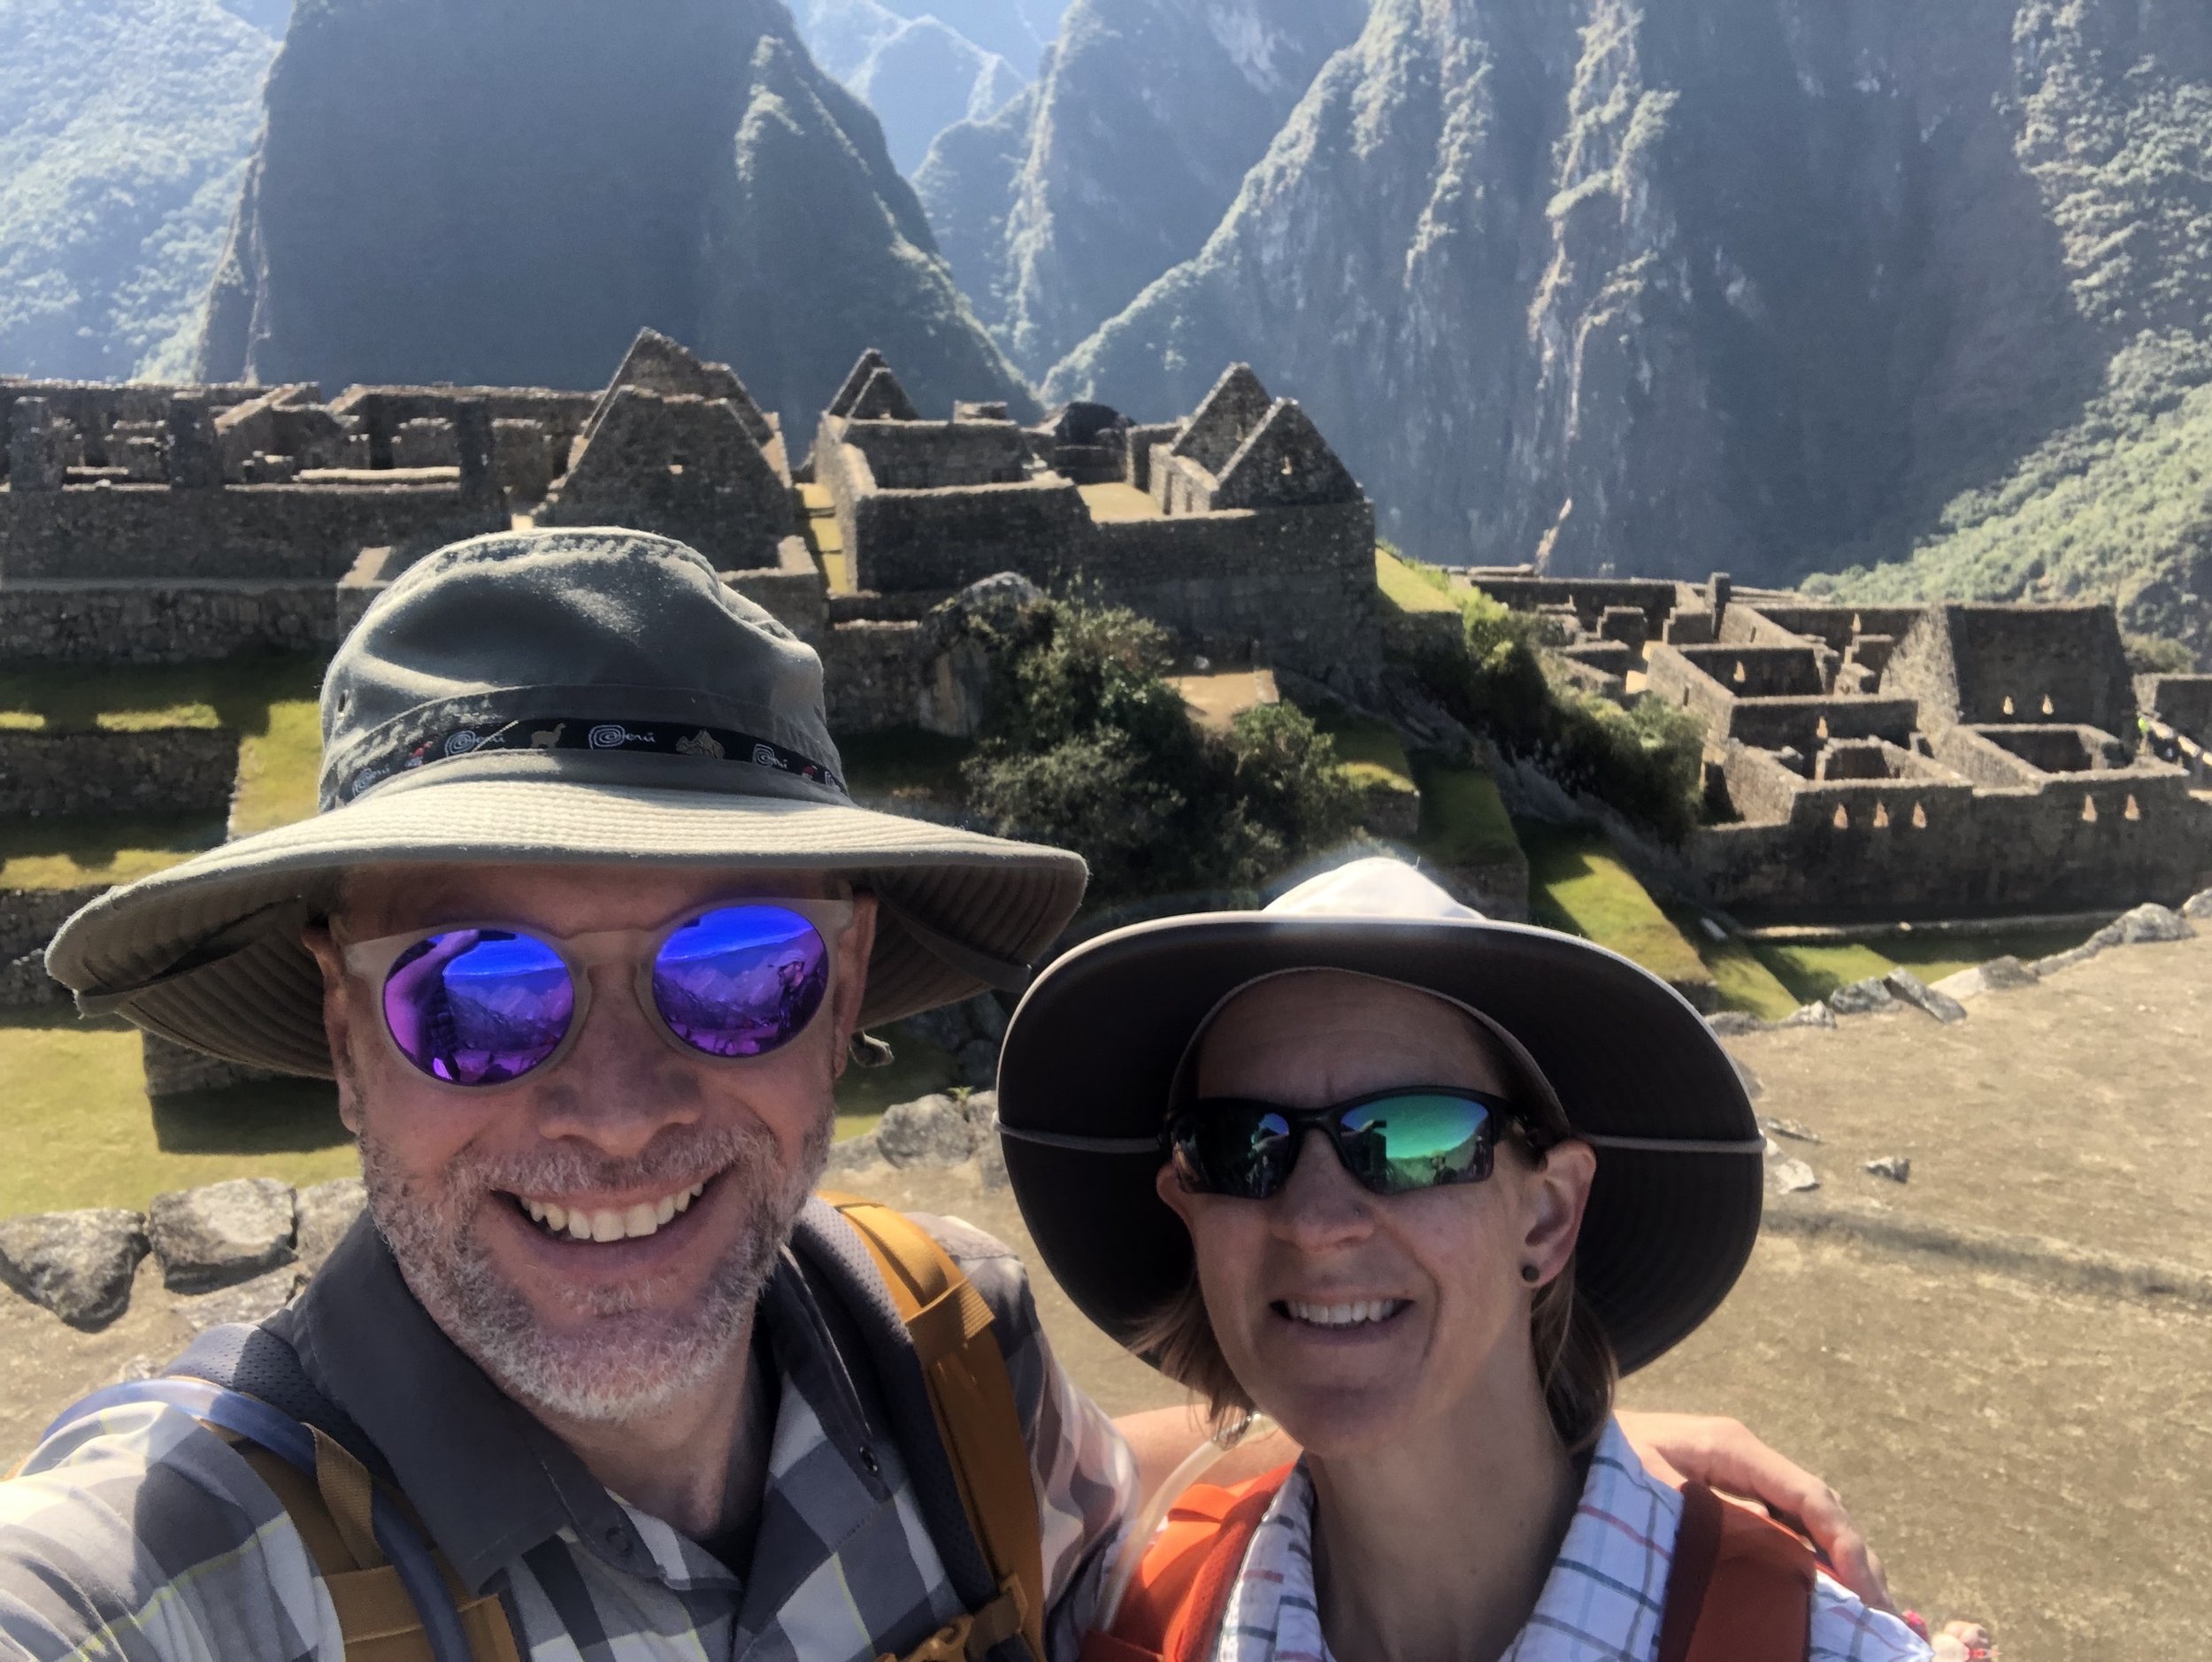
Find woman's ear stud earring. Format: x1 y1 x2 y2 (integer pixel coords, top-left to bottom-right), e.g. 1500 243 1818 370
1520 1264 1540 1283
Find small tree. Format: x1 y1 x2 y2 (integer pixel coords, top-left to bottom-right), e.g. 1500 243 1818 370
960 597 1360 902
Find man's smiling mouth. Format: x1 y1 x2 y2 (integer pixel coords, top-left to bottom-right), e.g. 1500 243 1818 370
511 1179 709 1243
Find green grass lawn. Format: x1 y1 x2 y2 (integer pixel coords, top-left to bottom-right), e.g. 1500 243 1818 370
1376 547 1459 614
1671 913 1803 1020
1409 758 1523 868
1516 822 1715 995
0 652 327 887
0 1006 360 1216
1748 923 2100 1004
1313 711 1418 797
0 996 959 1214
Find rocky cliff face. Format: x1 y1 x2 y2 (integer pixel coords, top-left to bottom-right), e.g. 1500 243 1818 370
914 0 1367 378
196 0 1030 424
1 0 276 380
798 0 1045 174
1047 0 2212 646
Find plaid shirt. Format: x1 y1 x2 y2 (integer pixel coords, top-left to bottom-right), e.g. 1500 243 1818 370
1214 1418 1930 1662
0 1205 1136 1662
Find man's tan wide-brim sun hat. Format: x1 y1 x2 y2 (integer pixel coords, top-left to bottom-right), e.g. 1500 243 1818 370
995 858 1766 1374
46 528 1087 1076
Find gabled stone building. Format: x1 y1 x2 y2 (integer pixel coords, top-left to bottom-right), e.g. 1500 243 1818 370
1471 568 2212 920
0 333 1379 719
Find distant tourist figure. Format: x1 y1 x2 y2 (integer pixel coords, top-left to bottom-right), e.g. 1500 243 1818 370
995 857 1941 1662
2 530 1885 1660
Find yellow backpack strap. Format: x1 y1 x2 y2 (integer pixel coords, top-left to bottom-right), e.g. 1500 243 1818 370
226 1431 522 1662
821 1192 1048 1662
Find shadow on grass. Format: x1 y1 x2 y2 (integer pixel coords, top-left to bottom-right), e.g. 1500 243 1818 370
0 651 326 736
0 812 226 871
837 728 972 800
0 1003 134 1033
152 1079 354 1155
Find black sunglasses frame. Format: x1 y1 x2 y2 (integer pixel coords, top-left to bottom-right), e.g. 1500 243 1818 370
1165 1084 1544 1201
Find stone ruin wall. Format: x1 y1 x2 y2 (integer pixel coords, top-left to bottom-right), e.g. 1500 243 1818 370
1551 585 2212 921
0 729 240 819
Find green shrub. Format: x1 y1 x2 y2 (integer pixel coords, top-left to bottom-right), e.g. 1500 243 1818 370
2126 631 2199 674
1423 579 1705 841
959 598 1359 902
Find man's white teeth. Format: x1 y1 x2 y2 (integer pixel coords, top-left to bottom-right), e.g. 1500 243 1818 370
521 1182 706 1242
1286 1298 1405 1327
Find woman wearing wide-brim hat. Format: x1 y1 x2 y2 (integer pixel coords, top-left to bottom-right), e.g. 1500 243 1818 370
995 857 1935 1662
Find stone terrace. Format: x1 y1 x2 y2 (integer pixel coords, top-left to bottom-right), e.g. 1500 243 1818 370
1462 569 2212 922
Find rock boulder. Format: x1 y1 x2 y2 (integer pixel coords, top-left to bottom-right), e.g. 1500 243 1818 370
295 1177 368 1271
149 1178 296 1292
877 1093 983 1167
1883 968 1969 1025
1827 978 1896 1017
0 1209 150 1328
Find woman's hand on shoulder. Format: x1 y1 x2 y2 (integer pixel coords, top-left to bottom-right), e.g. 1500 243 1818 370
1614 1410 1893 1614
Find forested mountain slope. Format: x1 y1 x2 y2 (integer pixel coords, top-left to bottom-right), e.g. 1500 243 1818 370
914 0 1367 378
1046 0 2212 652
0 0 277 380
196 0 1032 423
796 0 1058 174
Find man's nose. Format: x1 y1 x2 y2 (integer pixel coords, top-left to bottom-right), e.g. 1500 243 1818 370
1269 1127 1375 1247
526 961 703 1154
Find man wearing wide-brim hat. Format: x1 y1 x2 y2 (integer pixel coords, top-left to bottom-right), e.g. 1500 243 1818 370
0 528 1889 1661
6 527 1119 1662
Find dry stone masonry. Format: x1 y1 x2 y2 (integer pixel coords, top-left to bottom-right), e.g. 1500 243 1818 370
0 1177 365 1330
1469 570 2212 922
3 333 1377 706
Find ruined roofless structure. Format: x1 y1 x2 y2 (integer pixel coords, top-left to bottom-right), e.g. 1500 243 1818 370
0 332 1380 726
1468 569 2212 921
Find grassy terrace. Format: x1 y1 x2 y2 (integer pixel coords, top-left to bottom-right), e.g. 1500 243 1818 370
0 697 951 1212
1747 924 2098 1006
1517 822 1721 1003
1376 545 1459 613
0 653 327 889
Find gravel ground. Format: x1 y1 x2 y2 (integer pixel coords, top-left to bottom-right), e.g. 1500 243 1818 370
4 933 2205 1658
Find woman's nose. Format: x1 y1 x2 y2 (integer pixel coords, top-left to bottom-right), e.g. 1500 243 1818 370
1269 1127 1374 1246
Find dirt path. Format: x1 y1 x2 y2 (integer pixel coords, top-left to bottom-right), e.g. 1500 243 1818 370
4 935 2204 1657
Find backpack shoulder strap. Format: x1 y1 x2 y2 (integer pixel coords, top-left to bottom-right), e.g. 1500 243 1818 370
1657 1482 1818 1662
36 1334 518 1662
1083 1468 1292 1662
818 1192 1048 1662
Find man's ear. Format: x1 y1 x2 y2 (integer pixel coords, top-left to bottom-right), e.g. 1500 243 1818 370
1521 1138 1595 1289
825 894 879 1079
300 921 365 1135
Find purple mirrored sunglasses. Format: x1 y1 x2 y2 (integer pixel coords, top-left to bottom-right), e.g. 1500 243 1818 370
339 895 855 1087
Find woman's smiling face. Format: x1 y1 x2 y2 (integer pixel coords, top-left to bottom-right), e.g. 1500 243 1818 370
1155 971 1594 1457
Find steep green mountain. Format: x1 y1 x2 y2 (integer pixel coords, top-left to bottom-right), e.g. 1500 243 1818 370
913 0 1367 378
1048 0 2212 650
0 0 277 380
196 0 1032 423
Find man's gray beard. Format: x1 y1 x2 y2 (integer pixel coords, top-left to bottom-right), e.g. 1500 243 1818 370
360 1110 833 1423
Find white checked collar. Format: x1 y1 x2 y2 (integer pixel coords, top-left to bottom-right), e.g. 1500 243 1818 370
1211 1417 1929 1662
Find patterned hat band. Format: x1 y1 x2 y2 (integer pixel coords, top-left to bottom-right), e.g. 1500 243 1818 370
332 715 845 807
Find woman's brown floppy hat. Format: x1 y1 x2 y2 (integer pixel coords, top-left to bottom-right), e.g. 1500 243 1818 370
994 858 1765 1374
45 528 1087 1077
